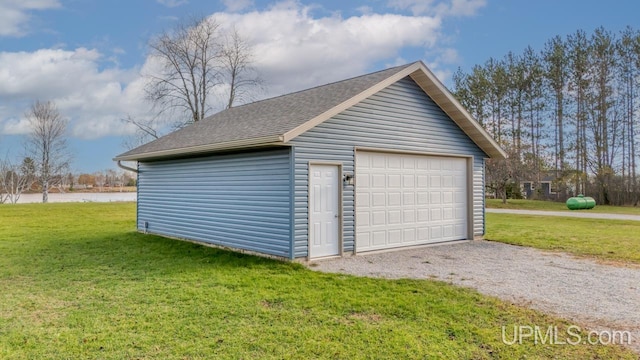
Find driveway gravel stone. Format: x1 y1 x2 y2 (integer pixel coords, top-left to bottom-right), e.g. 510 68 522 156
310 241 640 353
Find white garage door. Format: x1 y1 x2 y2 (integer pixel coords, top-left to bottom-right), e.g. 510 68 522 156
356 151 468 252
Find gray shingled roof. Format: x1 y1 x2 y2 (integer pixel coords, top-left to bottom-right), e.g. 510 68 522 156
115 63 415 161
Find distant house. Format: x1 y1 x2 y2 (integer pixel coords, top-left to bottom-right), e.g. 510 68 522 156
522 175 557 199
521 171 576 200
114 61 505 260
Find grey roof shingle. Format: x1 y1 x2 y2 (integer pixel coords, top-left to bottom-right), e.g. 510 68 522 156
115 63 415 160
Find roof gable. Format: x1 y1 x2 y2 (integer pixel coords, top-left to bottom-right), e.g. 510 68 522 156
115 61 505 161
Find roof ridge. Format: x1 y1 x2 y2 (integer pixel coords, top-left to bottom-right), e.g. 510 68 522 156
204 62 417 118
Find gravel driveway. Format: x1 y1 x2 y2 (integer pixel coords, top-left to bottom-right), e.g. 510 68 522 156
311 241 640 353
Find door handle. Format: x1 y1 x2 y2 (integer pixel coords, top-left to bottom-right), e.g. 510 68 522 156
334 214 339 218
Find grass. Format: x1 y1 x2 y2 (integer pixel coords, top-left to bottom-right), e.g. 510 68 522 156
0 203 636 359
486 198 640 215
486 213 640 264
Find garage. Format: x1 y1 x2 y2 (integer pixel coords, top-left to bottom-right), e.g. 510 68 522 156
355 151 468 252
116 61 505 260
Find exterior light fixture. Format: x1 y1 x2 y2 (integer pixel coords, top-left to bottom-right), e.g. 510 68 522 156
343 173 354 186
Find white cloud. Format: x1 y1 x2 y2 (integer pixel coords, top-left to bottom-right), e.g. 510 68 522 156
0 1 476 141
212 3 441 96
2 117 31 135
221 0 254 12
0 48 153 139
0 0 61 37
437 48 460 64
156 0 188 8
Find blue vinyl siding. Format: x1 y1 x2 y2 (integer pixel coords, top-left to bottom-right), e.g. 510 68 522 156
137 148 292 258
291 77 488 258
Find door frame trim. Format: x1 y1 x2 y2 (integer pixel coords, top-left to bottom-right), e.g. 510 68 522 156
307 161 343 260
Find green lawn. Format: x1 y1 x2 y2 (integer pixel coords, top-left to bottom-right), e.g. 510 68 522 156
0 203 635 359
486 198 640 215
486 213 640 264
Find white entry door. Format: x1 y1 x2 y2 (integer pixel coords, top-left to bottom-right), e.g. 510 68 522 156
309 164 340 258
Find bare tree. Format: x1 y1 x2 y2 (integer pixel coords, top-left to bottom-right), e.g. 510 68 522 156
0 157 34 204
124 16 262 148
145 16 221 124
94 171 106 192
25 100 71 203
221 27 263 109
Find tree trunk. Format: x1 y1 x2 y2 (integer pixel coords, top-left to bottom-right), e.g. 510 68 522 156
42 179 48 203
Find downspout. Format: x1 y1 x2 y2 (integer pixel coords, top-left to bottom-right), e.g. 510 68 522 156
117 160 138 173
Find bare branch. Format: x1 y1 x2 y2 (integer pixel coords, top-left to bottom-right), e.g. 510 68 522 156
131 15 264 148
221 27 263 109
145 16 224 124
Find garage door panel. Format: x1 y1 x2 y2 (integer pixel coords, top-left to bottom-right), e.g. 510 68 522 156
402 158 415 169
372 174 385 187
358 232 370 248
417 209 429 222
388 156 402 169
372 211 386 225
389 229 402 244
418 227 429 241
358 210 370 226
372 231 386 245
443 207 454 220
402 175 415 187
357 193 370 207
403 228 416 242
356 151 467 252
388 210 402 224
372 193 385 206
441 175 451 187
372 156 385 168
403 209 416 223
417 192 428 205
388 192 401 206
443 225 454 237
358 174 370 187
387 174 400 187
430 226 442 239
403 193 415 205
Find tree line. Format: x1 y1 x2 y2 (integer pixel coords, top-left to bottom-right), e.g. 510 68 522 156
453 26 640 206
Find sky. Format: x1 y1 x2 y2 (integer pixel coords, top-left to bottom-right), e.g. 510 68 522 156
0 0 638 173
